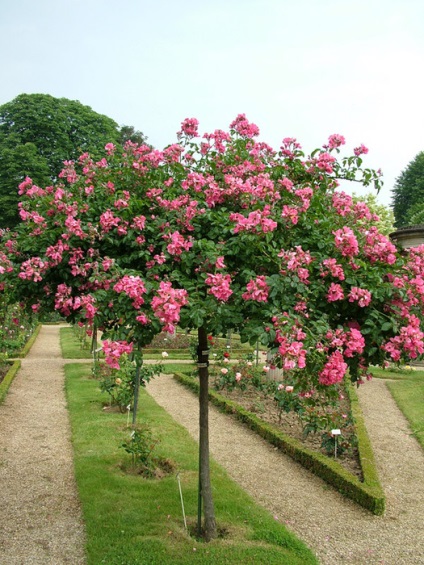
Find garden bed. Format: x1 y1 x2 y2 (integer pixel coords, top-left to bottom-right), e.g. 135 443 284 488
213 383 362 479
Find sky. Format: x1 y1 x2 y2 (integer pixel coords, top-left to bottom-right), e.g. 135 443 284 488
1 0 423 207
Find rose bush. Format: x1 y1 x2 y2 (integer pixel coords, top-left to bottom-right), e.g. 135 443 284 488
1 114 424 538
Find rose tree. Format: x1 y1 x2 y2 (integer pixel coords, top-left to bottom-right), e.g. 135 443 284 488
2 115 424 540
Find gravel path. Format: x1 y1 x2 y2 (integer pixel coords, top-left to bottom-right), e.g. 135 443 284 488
147 375 424 564
1 325 424 564
0 325 86 565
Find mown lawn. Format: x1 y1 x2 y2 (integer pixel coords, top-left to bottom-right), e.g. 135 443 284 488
65 362 318 565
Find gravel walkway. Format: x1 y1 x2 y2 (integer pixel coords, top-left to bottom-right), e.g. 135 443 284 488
1 325 424 564
0 325 86 565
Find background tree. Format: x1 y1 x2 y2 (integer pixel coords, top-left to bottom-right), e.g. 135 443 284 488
0 93 147 227
404 201 424 226
0 142 51 227
118 124 149 146
392 151 424 227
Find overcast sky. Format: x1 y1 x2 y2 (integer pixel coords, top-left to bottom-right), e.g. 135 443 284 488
1 0 423 206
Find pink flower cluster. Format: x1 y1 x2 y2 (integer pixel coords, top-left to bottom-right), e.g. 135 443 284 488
327 282 344 302
181 172 208 192
332 192 353 216
344 328 365 357
275 323 307 370
279 246 313 284
53 284 97 319
321 258 345 281
319 350 348 385
363 227 397 265
0 252 13 275
164 231 193 256
327 134 346 149
229 206 278 234
202 129 232 154
46 239 69 266
102 340 134 370
205 273 233 302
324 326 365 358
18 257 48 282
281 205 299 225
242 276 270 302
19 209 46 225
348 287 372 307
280 137 302 159
131 215 146 231
354 144 368 156
382 315 424 361
113 275 147 309
229 114 260 138
151 281 188 333
179 117 199 137
333 226 359 257
315 152 336 173
58 160 78 184
100 210 123 233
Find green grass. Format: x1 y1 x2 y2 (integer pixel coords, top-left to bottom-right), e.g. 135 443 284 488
161 363 194 374
371 366 424 450
65 363 318 565
60 327 96 359
145 352 194 360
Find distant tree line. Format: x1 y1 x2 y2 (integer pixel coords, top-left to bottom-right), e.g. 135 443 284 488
0 93 148 228
392 151 424 228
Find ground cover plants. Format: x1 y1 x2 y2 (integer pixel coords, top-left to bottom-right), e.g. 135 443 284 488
65 362 318 565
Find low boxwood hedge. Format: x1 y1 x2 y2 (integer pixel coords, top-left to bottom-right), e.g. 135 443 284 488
0 361 21 405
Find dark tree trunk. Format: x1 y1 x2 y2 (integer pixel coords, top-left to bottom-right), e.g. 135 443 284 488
90 325 98 366
197 326 217 541
132 359 141 426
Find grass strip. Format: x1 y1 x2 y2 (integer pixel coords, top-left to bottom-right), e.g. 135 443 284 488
173 372 385 515
161 363 194 374
65 363 318 564
60 327 94 359
0 361 21 405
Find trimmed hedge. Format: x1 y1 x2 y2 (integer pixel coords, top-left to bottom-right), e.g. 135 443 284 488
0 361 21 405
173 372 385 515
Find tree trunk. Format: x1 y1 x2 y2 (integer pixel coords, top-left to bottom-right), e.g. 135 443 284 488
132 359 141 426
197 326 217 541
90 325 98 366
